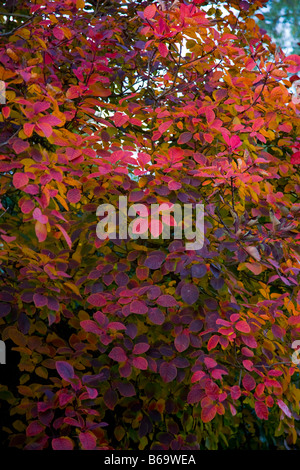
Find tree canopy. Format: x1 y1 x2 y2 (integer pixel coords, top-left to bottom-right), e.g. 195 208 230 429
0 0 300 450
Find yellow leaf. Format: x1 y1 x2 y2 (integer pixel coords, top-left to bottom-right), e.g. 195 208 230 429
76 0 85 9
35 366 48 379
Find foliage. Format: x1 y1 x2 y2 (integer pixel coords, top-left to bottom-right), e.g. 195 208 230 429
0 0 300 450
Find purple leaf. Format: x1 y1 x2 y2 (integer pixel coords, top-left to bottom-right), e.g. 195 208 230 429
117 382 136 397
181 283 199 305
130 300 148 314
33 293 48 308
159 362 177 383
174 333 190 352
103 388 118 410
108 347 127 362
144 251 165 269
148 307 165 325
56 361 75 382
156 295 178 308
132 343 150 354
191 264 207 278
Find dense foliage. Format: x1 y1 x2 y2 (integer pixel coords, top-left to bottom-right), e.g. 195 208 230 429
0 0 300 450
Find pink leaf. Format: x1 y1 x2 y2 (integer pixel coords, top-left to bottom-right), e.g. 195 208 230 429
108 347 127 362
207 335 219 351
55 224 72 249
86 293 106 307
144 4 156 19
277 399 292 418
130 300 148 314
13 172 29 189
33 207 48 224
230 385 241 400
35 221 47 243
286 54 300 73
235 320 251 333
132 357 148 370
79 431 97 450
52 437 74 450
255 401 269 420
26 421 45 437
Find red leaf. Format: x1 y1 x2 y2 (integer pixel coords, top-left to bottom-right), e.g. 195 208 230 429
67 188 81 203
291 151 300 164
255 401 269 420
230 385 241 400
130 300 148 314
13 172 29 189
52 437 74 450
23 123 35 137
242 373 256 391
144 4 156 19
80 320 103 335
201 404 217 423
56 361 75 382
158 42 168 58
79 431 97 450
108 347 127 363
235 320 251 333
53 26 65 40
288 315 300 325
204 357 218 369
207 335 219 351
12 138 29 154
87 293 106 307
132 356 148 370
26 421 45 437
